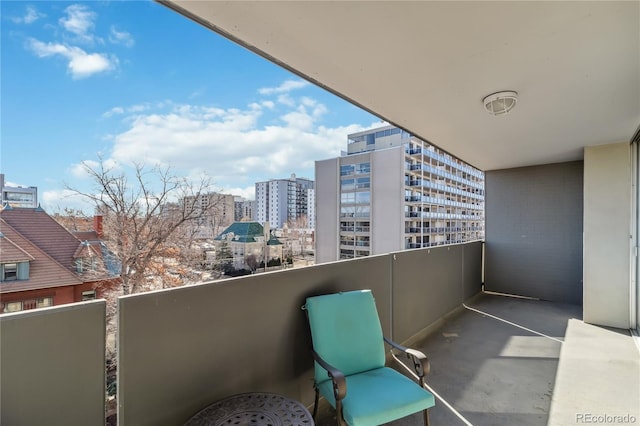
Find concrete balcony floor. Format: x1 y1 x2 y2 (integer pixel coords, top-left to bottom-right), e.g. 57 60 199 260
315 293 640 426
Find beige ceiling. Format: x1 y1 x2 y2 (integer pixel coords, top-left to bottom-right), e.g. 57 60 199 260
160 1 640 171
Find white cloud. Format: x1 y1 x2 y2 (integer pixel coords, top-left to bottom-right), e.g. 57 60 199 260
101 99 367 197
258 79 309 95
103 106 124 118
69 159 119 179
109 26 134 48
221 186 256 201
41 189 95 214
59 4 96 44
27 38 117 79
11 6 45 24
277 94 296 107
103 102 165 118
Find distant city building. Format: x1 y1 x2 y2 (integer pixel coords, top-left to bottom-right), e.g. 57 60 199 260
182 192 235 238
276 226 315 257
255 174 315 229
315 125 484 263
1 174 38 208
234 196 255 222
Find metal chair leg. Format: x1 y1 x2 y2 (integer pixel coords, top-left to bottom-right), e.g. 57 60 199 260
423 409 430 426
312 388 319 421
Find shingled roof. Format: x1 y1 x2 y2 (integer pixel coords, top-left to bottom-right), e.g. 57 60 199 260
1 207 83 274
214 222 266 243
214 222 282 245
0 207 118 294
0 218 82 293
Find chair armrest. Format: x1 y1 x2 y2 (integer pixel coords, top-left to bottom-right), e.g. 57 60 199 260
311 349 347 401
384 337 431 378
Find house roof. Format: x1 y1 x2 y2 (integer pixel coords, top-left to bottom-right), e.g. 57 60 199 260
0 233 35 263
0 207 117 294
1 207 84 273
215 222 265 243
215 221 284 245
0 218 82 293
267 234 282 246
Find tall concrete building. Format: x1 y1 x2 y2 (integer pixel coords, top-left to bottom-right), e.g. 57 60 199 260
1 174 38 208
255 174 314 229
181 192 235 238
233 196 255 222
316 125 484 263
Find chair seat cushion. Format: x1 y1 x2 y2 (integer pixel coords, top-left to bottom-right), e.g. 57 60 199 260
317 367 435 426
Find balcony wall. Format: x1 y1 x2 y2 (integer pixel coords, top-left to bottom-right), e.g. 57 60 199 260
118 242 482 425
0 243 481 425
485 161 583 304
0 300 106 426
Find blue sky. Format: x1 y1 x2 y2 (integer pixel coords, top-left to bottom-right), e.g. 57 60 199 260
1 1 381 212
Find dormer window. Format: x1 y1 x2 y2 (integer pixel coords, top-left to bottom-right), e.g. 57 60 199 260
76 257 97 273
1 262 29 282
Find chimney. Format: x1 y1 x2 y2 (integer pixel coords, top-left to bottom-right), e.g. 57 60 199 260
94 215 104 239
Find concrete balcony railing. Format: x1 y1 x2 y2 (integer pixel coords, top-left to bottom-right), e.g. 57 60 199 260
0 242 482 426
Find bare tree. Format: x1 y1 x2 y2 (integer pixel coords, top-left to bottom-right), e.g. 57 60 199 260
245 253 259 273
67 158 220 295
51 207 92 232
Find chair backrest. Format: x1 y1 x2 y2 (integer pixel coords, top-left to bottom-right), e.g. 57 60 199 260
305 290 385 384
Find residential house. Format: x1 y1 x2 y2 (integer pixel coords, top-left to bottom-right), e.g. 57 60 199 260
213 221 283 271
0 206 120 313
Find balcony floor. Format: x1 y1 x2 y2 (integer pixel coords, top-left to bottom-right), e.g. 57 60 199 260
315 292 640 426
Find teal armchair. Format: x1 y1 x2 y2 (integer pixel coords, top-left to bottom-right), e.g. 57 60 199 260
304 290 435 426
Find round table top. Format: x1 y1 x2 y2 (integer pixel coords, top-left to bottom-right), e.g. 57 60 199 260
184 392 314 426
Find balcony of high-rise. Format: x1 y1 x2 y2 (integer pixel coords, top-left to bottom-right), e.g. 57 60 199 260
2 2 639 426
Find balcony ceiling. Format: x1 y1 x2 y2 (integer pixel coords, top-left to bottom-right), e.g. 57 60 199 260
160 1 640 171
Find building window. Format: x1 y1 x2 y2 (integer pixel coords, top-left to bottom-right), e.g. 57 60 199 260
2 297 53 313
1 262 29 281
341 179 355 190
356 162 370 174
82 290 97 301
2 263 17 281
76 257 97 273
356 177 370 189
355 191 370 204
37 297 53 308
3 301 23 313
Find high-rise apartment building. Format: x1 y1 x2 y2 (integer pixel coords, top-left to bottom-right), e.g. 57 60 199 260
181 192 235 238
255 174 315 229
1 174 38 208
315 125 484 263
233 196 255 222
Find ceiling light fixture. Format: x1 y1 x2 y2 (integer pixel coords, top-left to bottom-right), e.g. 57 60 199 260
483 91 518 116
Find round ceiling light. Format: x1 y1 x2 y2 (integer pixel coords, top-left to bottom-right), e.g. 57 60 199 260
483 91 518 116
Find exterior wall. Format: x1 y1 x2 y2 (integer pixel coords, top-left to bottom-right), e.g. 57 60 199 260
1 285 75 312
315 158 340 263
485 161 584 304
1 300 106 425
270 181 288 228
117 242 482 426
371 147 404 254
584 143 631 328
306 188 315 229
